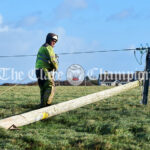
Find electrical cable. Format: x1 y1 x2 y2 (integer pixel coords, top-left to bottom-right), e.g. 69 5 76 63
0 47 148 97
0 48 138 58
134 48 147 65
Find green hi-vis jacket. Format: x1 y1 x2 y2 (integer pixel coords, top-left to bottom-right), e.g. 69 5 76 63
35 44 58 71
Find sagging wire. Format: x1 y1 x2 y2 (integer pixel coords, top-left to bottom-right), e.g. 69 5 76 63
0 48 137 58
134 44 148 65
134 44 149 100
0 45 148 97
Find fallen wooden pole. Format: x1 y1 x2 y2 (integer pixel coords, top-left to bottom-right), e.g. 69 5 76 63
0 80 140 129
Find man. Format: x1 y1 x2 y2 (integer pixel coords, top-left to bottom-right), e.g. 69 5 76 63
35 33 58 107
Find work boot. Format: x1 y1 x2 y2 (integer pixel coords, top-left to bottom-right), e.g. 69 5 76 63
46 103 52 107
40 97 45 108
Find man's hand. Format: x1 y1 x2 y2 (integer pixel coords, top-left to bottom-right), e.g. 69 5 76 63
55 54 59 64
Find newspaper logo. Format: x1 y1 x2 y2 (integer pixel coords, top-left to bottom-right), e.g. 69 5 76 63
67 64 85 86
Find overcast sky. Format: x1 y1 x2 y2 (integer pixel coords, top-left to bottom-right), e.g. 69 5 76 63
0 0 149 83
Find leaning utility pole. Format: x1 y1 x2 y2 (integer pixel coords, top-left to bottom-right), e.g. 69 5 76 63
141 47 150 105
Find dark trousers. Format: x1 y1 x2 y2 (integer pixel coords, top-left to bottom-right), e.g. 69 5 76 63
36 68 55 107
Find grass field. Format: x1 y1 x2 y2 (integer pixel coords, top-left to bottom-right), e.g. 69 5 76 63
0 85 150 150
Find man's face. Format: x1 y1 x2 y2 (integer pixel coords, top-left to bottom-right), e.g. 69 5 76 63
50 39 57 48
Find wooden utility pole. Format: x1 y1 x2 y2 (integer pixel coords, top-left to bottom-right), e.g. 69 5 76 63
141 47 150 105
0 80 140 129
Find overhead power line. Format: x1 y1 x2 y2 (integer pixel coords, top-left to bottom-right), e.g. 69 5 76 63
0 48 139 58
0 54 36 58
59 48 136 55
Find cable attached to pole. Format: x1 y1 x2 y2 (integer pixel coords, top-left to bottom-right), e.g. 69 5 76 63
0 48 138 58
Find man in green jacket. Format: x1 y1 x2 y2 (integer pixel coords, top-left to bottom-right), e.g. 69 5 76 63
35 33 58 107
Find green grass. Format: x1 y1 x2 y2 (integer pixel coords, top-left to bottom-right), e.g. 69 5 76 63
0 85 150 150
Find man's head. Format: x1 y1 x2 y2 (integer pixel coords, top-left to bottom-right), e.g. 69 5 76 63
46 33 58 47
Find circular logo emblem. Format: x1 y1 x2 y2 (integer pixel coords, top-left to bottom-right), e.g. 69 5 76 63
67 64 85 86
